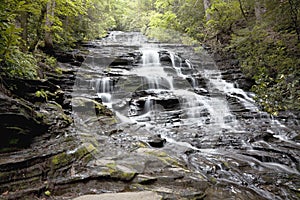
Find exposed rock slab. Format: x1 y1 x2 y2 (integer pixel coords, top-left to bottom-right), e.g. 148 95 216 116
73 191 162 200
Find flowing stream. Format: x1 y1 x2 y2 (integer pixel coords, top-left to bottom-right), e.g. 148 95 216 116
73 32 300 199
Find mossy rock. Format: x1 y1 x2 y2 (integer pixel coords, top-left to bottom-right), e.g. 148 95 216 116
39 102 73 127
137 148 187 170
72 97 113 116
51 143 96 170
105 162 137 181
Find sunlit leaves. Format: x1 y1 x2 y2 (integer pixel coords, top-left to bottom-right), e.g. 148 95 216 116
206 0 242 35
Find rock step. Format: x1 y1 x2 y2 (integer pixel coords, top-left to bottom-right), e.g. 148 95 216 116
73 191 162 200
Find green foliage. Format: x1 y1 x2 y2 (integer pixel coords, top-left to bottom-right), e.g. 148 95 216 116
45 55 57 67
4 51 38 79
206 0 243 42
230 25 300 112
204 0 300 112
0 0 119 79
0 0 39 79
35 89 48 101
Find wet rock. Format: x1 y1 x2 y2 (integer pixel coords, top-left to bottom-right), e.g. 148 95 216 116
134 174 157 184
110 57 133 66
54 51 86 64
147 134 166 148
39 102 73 128
249 131 275 143
50 143 96 172
204 185 266 200
293 134 300 141
3 77 60 102
0 139 96 199
72 96 113 116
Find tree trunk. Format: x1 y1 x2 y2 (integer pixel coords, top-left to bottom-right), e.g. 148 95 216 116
255 0 264 23
203 0 211 21
45 0 55 51
29 6 47 52
288 0 300 42
238 0 247 21
19 12 28 49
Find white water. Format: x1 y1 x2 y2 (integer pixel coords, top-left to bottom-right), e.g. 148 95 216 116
204 69 259 112
96 77 112 93
96 77 113 107
170 52 185 78
142 49 160 65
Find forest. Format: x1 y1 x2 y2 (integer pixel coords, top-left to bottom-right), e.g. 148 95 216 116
0 0 299 113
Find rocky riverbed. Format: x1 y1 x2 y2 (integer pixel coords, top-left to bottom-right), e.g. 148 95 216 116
0 32 299 200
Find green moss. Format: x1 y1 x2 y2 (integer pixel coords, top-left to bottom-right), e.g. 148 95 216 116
51 152 70 167
51 144 96 170
54 67 63 75
74 143 97 159
105 162 136 181
143 148 186 169
296 189 300 198
222 161 230 169
145 149 167 157
106 162 117 169
209 177 217 184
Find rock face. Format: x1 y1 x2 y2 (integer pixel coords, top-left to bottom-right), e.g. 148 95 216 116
0 55 94 199
0 31 299 200
0 91 49 150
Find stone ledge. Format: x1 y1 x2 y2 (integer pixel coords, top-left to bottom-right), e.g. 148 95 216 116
73 191 162 200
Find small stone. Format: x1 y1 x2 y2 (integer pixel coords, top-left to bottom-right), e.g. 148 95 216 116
147 134 166 148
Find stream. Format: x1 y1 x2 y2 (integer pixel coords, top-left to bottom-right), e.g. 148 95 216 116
70 31 300 199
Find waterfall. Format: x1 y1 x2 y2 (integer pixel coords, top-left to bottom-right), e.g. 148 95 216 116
170 52 186 78
142 49 160 65
96 77 112 93
145 77 160 89
144 96 152 113
71 32 300 199
138 48 174 90
144 76 173 90
96 77 113 106
185 59 193 69
204 69 259 112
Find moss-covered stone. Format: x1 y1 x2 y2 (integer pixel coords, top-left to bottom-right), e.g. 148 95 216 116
51 143 96 170
138 148 186 169
72 97 113 116
103 161 137 181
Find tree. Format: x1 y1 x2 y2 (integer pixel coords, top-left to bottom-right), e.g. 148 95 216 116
203 0 211 21
44 0 55 50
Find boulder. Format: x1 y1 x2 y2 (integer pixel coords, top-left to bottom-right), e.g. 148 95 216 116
72 96 113 116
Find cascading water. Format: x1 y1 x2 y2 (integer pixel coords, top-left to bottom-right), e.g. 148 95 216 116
142 49 160 65
170 52 184 78
73 32 300 200
96 77 113 106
